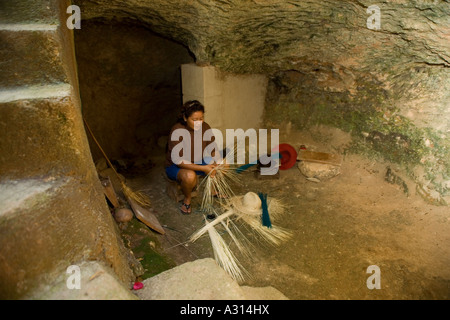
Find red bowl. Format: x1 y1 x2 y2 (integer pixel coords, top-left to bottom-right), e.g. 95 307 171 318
273 143 298 170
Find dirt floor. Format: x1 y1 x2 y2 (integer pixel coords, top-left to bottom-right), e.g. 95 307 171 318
117 126 450 300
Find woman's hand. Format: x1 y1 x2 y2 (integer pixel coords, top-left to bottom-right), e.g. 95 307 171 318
203 164 218 177
221 158 230 169
215 157 229 169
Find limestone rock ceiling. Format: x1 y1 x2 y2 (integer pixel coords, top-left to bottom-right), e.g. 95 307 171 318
75 0 450 120
75 0 450 75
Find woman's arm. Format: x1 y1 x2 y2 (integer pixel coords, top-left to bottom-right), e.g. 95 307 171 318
178 162 218 176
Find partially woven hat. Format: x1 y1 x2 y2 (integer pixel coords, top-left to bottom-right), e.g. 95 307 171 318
228 192 262 216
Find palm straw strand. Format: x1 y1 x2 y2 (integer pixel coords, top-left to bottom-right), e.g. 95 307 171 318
207 220 247 283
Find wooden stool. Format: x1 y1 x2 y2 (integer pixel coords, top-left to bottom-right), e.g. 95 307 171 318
164 175 199 202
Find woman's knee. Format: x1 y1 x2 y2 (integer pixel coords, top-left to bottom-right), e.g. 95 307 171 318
178 169 197 185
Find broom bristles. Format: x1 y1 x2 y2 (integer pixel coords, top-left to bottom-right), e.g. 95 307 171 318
225 193 291 246
190 192 291 282
193 143 292 281
83 118 152 209
121 182 151 208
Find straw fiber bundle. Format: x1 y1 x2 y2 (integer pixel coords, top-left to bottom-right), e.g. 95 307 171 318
206 221 248 283
199 148 241 214
189 209 235 243
190 209 253 258
190 191 291 281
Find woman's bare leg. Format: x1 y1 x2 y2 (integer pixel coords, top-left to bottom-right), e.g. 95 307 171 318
177 169 197 213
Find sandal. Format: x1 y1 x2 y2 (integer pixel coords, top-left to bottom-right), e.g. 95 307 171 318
180 202 191 215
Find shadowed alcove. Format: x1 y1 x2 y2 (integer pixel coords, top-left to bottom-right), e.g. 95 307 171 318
74 18 195 163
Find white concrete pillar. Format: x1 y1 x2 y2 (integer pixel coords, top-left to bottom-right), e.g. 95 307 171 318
181 63 224 130
181 63 268 135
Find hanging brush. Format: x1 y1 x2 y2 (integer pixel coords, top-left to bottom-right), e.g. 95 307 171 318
235 153 282 174
235 162 257 174
258 192 272 229
83 117 151 208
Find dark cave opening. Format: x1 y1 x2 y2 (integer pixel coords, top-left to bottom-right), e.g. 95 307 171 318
74 18 195 168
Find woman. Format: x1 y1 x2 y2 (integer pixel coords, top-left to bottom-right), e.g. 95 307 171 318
165 100 219 214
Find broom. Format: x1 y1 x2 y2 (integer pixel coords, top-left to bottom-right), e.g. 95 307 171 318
83 117 151 208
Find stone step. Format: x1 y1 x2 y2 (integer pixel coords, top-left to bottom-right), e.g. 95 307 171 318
0 178 64 220
25 258 289 300
0 177 85 298
0 175 136 299
27 261 139 300
0 0 60 25
0 92 94 180
135 258 289 300
0 83 72 103
0 28 68 88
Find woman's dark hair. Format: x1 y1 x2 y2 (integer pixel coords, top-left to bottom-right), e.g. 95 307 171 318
177 100 205 124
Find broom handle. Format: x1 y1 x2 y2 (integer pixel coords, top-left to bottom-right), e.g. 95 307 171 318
82 117 121 180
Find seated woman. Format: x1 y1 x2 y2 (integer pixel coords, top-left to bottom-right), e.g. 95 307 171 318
165 100 220 214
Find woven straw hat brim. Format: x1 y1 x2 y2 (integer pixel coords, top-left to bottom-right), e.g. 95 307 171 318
227 195 262 216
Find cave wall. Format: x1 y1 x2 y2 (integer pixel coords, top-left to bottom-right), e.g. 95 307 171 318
75 19 194 162
76 0 449 204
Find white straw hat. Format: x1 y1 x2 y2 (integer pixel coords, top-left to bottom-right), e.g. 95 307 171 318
228 192 262 216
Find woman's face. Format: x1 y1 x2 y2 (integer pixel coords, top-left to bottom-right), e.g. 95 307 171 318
185 111 204 131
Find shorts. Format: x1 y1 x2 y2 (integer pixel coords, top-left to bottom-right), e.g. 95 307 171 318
165 157 213 181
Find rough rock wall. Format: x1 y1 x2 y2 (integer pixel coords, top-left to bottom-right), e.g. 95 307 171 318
76 0 449 203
